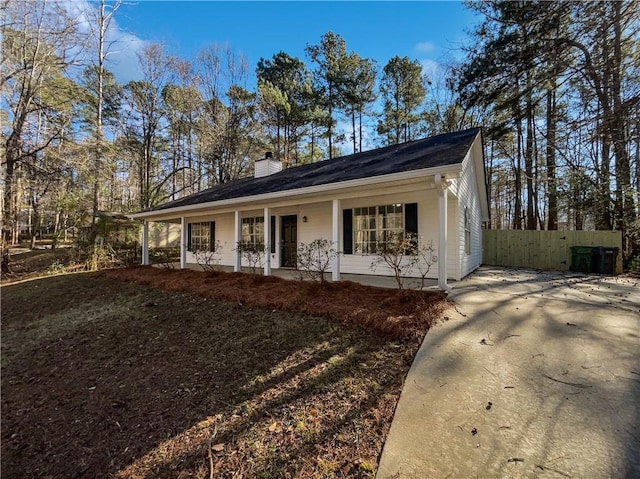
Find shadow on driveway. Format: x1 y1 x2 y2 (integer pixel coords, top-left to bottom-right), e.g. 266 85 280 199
377 266 640 479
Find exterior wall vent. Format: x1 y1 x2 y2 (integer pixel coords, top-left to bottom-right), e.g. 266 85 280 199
255 151 283 178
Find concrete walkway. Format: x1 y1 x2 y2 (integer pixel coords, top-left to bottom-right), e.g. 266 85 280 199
377 266 640 479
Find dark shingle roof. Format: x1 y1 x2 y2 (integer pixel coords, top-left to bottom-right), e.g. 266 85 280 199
147 128 480 213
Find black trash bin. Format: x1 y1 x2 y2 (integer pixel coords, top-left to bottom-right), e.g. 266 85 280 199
571 246 596 273
593 246 619 274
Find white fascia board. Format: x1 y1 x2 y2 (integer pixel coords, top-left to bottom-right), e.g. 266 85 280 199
471 133 490 222
129 164 463 220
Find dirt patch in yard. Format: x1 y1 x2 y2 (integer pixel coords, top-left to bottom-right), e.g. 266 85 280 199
2 268 448 478
1 248 79 282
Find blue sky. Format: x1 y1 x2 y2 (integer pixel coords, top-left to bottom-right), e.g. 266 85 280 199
106 1 479 84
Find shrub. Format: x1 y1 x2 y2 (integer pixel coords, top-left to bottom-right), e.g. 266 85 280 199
414 238 435 289
370 233 417 291
629 255 640 275
297 238 337 283
370 234 435 291
236 241 265 275
195 241 224 272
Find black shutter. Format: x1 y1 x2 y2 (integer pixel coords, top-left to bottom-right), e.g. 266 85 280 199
405 203 418 236
187 223 192 252
343 209 353 254
270 216 276 254
404 203 418 254
209 222 216 251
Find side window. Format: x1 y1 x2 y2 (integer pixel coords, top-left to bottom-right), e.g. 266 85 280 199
189 222 213 252
241 217 265 246
464 207 471 255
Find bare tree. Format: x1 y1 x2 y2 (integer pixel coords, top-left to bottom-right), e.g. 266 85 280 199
2 0 82 245
82 0 122 245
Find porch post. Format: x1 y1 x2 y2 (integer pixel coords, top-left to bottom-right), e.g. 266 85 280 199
234 210 242 272
436 174 451 291
142 220 150 265
263 207 271 276
180 217 187 269
332 198 341 281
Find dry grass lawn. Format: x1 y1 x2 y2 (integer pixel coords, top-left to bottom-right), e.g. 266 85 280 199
2 259 448 478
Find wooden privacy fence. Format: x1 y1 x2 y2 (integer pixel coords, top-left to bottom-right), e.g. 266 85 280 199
483 230 623 274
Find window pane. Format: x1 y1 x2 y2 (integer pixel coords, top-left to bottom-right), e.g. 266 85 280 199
352 203 406 255
190 222 210 252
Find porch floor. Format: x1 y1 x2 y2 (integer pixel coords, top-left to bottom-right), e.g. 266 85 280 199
158 263 441 290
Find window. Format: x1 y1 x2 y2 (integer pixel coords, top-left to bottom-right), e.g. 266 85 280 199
242 217 264 246
353 204 404 254
189 222 214 252
464 207 471 255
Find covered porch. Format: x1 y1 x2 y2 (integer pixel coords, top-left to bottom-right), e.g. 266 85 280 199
164 261 441 290
136 172 458 291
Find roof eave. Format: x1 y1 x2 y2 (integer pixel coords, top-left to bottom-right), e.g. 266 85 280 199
129 163 463 220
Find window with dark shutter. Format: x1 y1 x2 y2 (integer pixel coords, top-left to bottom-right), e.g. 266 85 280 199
404 203 418 237
188 222 212 252
404 203 418 253
343 209 353 254
270 216 276 253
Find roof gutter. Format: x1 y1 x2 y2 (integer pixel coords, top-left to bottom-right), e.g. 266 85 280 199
129 163 463 220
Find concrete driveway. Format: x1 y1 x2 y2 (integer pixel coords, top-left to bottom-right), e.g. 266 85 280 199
377 267 640 479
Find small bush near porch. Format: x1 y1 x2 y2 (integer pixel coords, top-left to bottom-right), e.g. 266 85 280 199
2 267 447 478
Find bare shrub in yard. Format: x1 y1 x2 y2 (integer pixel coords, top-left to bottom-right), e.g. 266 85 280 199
370 233 417 291
371 234 436 291
195 241 224 272
297 238 337 282
414 237 435 289
80 243 125 271
236 241 265 274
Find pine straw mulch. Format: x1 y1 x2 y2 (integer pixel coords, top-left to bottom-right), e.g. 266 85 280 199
2 268 448 478
103 266 447 340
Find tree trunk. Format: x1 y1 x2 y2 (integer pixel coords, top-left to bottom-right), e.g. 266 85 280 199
609 1 636 261
513 108 523 230
546 88 558 230
524 71 535 230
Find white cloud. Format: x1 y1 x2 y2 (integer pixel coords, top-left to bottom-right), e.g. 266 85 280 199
59 0 147 84
420 59 441 82
414 41 436 54
106 31 147 84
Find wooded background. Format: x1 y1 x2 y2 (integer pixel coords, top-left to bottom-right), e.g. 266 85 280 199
1 1 638 268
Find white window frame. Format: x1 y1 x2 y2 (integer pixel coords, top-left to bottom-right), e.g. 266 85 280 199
190 222 212 252
353 204 404 254
241 217 265 247
464 207 471 255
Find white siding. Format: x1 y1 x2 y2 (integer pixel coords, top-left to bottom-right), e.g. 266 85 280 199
340 187 440 278
149 221 180 248
181 184 445 279
297 202 333 246
185 213 236 266
446 193 461 281
454 149 484 278
255 159 283 178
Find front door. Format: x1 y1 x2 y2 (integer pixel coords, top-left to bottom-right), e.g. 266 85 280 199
281 215 298 268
